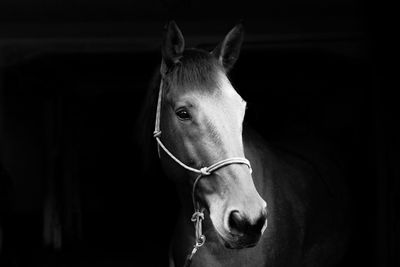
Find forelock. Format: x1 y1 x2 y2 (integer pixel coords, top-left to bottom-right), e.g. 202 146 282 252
164 49 224 92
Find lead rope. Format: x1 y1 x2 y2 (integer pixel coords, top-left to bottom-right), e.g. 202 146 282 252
153 76 252 267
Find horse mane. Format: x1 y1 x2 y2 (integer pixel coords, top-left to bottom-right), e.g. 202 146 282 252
135 48 226 174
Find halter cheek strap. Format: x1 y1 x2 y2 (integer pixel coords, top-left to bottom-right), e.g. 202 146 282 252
153 76 252 266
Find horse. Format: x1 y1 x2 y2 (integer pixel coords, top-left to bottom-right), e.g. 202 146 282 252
138 21 349 267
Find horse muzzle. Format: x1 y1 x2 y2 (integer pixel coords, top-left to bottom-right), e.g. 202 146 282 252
227 208 268 248
213 203 268 249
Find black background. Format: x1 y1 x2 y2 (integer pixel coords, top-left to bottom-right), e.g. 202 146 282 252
0 1 397 266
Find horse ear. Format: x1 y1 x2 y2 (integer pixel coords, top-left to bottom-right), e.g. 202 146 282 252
212 23 244 72
161 21 185 73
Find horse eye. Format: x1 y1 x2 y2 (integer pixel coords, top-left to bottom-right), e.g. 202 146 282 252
176 108 191 120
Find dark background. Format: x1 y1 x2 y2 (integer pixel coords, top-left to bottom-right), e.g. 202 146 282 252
0 1 397 266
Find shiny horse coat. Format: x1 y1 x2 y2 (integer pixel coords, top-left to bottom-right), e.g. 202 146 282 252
141 21 348 267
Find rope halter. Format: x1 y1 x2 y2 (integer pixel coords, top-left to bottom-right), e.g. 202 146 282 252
153 76 252 266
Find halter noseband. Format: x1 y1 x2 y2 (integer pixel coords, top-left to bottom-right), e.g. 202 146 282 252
153 75 252 265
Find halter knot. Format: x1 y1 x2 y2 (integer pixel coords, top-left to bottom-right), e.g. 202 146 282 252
191 211 204 222
200 167 211 176
153 130 161 138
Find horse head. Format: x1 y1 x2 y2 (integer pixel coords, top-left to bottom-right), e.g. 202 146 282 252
156 21 267 249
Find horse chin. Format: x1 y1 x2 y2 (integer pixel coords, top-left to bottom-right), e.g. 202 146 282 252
215 229 261 249
223 239 258 249
219 234 261 249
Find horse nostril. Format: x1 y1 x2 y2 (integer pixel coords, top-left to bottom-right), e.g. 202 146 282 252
228 210 267 236
259 209 268 233
228 211 245 235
